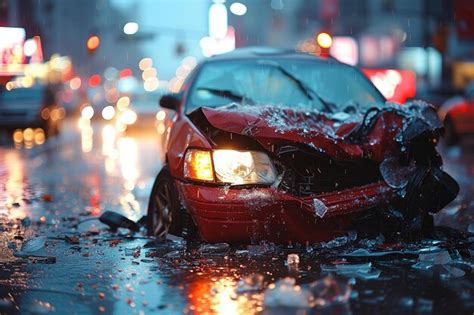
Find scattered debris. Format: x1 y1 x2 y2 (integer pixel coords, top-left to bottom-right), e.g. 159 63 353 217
286 253 300 271
42 194 54 202
342 248 415 259
246 243 276 256
198 243 230 255
263 277 314 308
322 236 352 249
64 235 80 245
25 255 57 264
312 198 328 218
309 275 351 307
235 274 264 294
125 247 141 258
99 211 139 232
321 262 381 280
20 236 47 253
418 250 452 265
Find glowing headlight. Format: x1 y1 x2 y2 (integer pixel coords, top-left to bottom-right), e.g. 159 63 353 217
184 149 277 185
212 150 276 185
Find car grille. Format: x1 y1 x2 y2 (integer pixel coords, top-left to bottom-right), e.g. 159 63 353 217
277 146 382 196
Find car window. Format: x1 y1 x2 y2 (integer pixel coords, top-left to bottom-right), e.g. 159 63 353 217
187 59 385 113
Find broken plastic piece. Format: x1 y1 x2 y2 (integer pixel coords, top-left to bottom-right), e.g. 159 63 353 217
313 198 328 218
99 211 139 232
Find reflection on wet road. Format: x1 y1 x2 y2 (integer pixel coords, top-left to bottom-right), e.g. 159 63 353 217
0 120 473 314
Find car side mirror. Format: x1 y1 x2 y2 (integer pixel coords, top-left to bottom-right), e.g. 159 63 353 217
159 93 181 111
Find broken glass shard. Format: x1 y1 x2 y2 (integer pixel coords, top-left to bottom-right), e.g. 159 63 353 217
418 250 452 265
20 236 47 253
313 198 328 218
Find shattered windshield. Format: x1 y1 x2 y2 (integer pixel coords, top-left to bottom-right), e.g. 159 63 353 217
187 59 385 113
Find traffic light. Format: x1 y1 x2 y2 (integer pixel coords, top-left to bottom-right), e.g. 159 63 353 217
316 32 332 57
86 35 100 54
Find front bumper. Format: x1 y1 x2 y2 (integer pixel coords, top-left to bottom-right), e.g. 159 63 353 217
175 180 396 243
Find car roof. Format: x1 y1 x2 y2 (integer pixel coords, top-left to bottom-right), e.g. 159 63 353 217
206 46 340 63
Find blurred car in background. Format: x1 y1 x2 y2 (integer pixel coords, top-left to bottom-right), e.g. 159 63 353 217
116 87 166 132
438 82 474 144
0 84 64 142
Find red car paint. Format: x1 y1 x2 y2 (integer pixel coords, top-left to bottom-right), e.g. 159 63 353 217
176 181 394 243
198 106 404 162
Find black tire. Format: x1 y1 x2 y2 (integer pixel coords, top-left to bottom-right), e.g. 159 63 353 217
147 166 196 239
444 117 459 146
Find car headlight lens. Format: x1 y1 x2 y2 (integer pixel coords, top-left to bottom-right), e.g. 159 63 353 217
184 149 277 185
212 149 276 185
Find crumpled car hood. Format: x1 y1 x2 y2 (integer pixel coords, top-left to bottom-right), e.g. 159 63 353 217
196 103 439 162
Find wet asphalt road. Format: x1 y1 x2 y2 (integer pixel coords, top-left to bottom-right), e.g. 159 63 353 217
0 118 473 315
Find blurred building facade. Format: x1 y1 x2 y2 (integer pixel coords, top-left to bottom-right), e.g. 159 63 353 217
2 0 474 96
229 0 474 94
3 0 208 80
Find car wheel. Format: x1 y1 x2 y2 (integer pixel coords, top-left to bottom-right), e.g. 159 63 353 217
444 117 458 146
147 166 196 239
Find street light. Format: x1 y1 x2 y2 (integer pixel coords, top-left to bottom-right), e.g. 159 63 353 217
316 32 333 49
123 22 139 35
230 2 247 16
86 35 100 53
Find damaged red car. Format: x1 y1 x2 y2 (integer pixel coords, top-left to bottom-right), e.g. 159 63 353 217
148 48 458 244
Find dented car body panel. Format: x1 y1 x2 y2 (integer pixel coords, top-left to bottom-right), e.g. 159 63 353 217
157 48 458 243
176 181 395 243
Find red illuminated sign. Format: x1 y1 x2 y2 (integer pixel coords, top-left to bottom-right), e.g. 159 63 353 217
362 68 416 104
0 27 26 65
